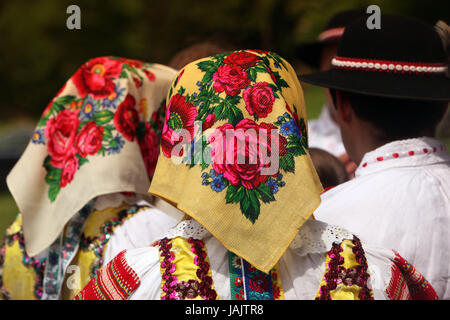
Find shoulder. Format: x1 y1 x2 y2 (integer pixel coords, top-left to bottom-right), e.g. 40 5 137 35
289 219 379 299
75 219 213 300
294 220 436 300
315 165 448 221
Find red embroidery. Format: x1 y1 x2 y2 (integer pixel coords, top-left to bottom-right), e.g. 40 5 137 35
386 252 439 300
359 144 445 170
73 250 140 300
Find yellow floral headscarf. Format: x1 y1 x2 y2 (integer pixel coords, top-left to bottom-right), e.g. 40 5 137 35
7 57 177 256
149 50 323 273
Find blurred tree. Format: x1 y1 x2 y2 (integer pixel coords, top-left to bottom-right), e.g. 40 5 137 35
0 0 448 119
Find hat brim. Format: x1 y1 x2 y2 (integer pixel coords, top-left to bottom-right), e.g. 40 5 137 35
299 69 450 101
296 39 340 69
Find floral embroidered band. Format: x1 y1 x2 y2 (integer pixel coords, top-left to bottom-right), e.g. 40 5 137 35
386 251 438 300
228 251 284 300
73 250 141 300
0 215 46 300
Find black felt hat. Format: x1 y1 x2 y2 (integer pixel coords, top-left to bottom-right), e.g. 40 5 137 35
296 9 367 69
299 14 450 101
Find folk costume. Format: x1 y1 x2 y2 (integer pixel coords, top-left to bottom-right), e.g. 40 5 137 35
0 57 181 300
301 15 450 298
75 51 437 300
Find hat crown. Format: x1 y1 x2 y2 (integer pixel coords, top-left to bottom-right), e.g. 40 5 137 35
325 9 367 30
338 14 446 63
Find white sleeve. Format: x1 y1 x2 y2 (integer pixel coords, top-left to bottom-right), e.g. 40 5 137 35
123 247 162 300
102 205 181 266
363 245 395 300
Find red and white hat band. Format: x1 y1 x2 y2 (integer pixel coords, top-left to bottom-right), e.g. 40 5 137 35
318 27 346 41
331 56 447 74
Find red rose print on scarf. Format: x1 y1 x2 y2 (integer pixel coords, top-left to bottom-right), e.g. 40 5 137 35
116 58 144 68
60 155 78 187
243 82 275 119
212 64 250 96
76 121 104 157
44 109 80 168
114 94 141 141
202 114 216 131
144 69 156 82
259 122 287 157
139 123 160 178
223 52 260 69
151 107 164 133
285 102 300 129
133 76 142 88
161 94 197 158
72 57 123 99
209 119 276 190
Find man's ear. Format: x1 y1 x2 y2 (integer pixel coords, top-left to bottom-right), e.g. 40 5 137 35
336 91 353 125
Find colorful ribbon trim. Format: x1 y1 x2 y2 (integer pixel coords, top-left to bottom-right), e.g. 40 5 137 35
158 237 218 300
315 236 374 300
228 251 284 300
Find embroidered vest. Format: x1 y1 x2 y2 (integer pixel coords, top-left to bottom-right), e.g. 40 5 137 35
0 204 145 300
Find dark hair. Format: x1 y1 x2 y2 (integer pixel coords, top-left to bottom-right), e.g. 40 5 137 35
309 148 349 188
330 89 448 142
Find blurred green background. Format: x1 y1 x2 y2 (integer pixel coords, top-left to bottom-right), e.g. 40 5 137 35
0 0 449 241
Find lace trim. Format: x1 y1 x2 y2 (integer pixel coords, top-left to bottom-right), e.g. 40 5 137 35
161 219 209 240
162 219 353 257
290 219 354 256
